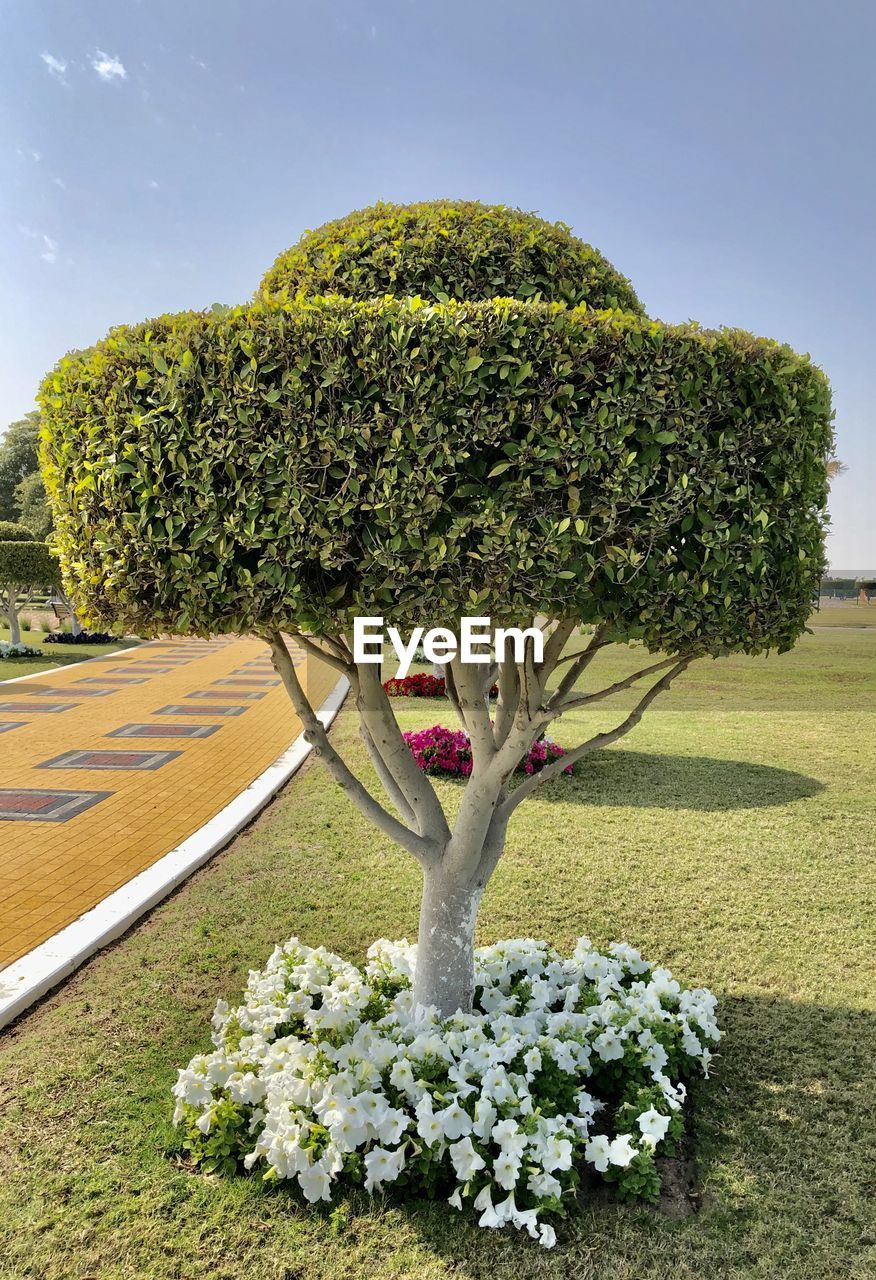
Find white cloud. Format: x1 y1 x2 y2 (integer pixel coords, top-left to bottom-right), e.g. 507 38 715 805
191 55 207 71
19 225 58 264
41 52 68 82
16 146 41 162
91 50 127 81
52 176 67 189
148 179 159 189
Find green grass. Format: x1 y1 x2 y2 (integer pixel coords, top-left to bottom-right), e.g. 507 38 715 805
0 625 140 680
1 626 874 1279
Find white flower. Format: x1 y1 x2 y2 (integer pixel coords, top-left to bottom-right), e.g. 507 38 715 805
491 1118 527 1159
584 1134 611 1172
434 1098 473 1141
608 1134 638 1167
472 1098 497 1140
528 1169 562 1199
637 1108 670 1146
363 1145 406 1191
594 1028 625 1062
173 932 719 1250
474 1186 502 1229
298 1162 332 1203
541 1134 573 1173
449 1135 486 1181
539 1222 557 1248
415 1098 444 1147
492 1149 521 1190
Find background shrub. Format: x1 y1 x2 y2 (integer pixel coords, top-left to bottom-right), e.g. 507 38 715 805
0 520 35 542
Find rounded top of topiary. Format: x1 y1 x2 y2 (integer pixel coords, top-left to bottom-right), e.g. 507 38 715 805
259 200 644 314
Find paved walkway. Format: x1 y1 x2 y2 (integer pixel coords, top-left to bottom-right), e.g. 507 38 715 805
0 637 337 969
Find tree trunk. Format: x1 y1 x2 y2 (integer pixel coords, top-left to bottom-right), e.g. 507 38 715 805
412 815 508 1016
413 864 484 1015
8 598 20 646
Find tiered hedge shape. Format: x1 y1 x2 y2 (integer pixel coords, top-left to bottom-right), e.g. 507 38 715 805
40 295 830 652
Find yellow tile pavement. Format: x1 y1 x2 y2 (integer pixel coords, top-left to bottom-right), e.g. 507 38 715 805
0 637 338 968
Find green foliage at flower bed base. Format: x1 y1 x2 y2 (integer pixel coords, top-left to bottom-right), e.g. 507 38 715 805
173 936 719 1248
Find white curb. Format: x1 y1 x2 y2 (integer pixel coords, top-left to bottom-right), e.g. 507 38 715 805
0 674 349 1030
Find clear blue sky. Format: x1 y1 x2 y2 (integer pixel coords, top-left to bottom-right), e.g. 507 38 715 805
2 0 873 569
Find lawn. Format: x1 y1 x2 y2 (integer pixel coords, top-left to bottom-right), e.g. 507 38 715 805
0 621 874 1280
0 626 140 680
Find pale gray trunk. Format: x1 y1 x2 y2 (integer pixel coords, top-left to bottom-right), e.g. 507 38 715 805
412 817 508 1016
8 597 21 646
413 865 483 1016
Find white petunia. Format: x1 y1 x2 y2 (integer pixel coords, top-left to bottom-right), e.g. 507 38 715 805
491 1118 527 1159
584 1134 611 1172
608 1134 638 1167
637 1108 670 1146
449 1135 486 1181
363 1145 406 1192
492 1149 521 1190
434 1098 473 1141
298 1162 332 1203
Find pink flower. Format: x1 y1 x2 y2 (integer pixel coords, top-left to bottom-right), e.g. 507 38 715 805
402 726 572 779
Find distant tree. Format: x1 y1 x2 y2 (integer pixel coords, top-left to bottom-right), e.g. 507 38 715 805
14 471 52 539
0 539 60 644
0 412 41 522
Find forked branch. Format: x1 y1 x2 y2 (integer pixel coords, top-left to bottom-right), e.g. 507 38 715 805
267 629 438 864
499 656 693 817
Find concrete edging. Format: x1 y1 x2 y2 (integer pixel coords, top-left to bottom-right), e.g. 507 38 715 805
0 674 350 1030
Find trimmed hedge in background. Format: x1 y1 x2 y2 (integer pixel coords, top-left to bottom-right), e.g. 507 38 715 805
0 521 36 542
260 200 643 313
40 292 832 656
0 540 60 591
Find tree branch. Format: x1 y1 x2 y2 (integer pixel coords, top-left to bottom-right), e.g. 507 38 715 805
450 657 497 766
285 630 354 676
443 659 465 728
548 654 691 716
352 662 451 842
548 624 609 703
359 722 418 828
268 629 438 864
498 657 694 818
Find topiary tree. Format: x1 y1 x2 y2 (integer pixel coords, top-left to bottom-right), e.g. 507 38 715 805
0 539 60 645
39 201 832 1014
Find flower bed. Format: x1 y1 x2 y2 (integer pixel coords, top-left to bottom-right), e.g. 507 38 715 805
174 936 720 1247
403 724 572 778
383 673 499 698
0 641 43 658
44 629 115 644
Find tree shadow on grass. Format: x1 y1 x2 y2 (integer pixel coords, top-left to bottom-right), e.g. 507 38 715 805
535 750 824 811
